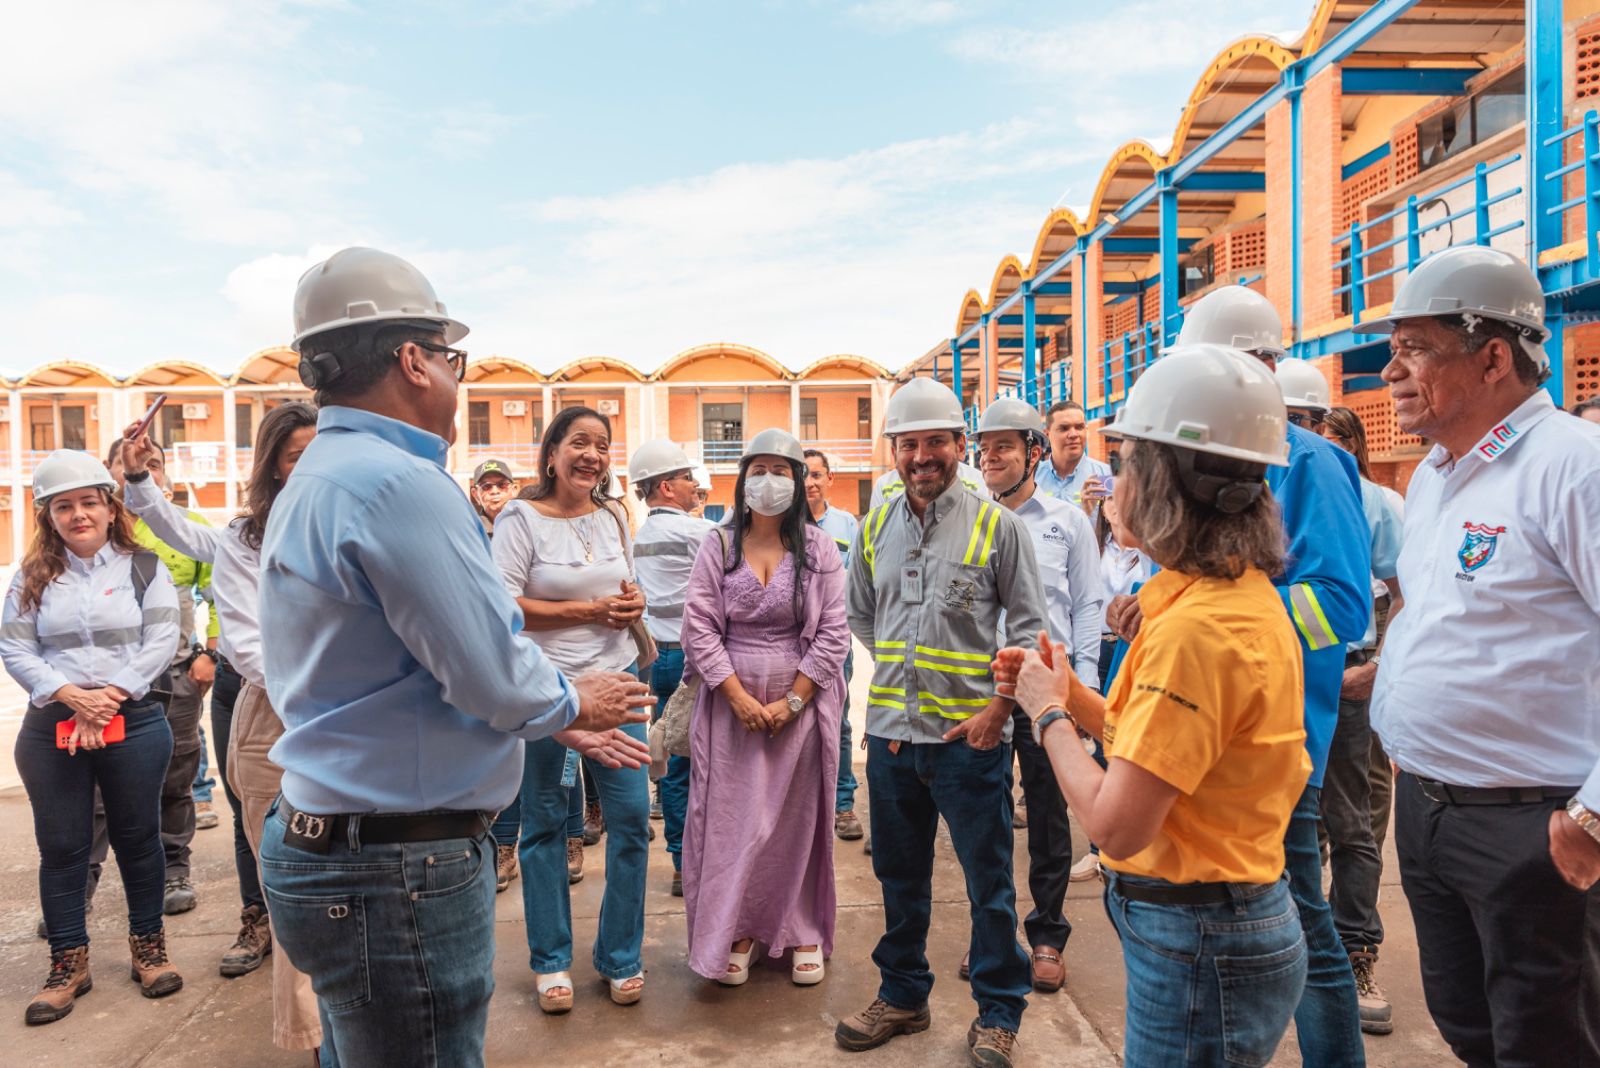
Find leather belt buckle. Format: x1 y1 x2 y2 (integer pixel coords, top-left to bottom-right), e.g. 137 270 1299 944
1417 778 1450 804
283 804 336 854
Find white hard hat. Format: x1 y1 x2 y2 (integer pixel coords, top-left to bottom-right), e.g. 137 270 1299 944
1353 245 1549 372
292 247 468 349
883 377 966 437
690 464 711 488
744 428 805 463
1108 343 1289 467
1177 285 1286 358
628 439 693 484
974 397 1046 442
33 450 117 503
1275 359 1332 413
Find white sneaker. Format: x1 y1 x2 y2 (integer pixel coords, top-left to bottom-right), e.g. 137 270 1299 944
1068 854 1100 882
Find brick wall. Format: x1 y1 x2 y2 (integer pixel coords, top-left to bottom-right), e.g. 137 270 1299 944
1264 99 1295 340
1300 67 1343 331
1565 321 1600 404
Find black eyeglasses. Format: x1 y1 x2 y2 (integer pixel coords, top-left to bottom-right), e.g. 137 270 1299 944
410 340 469 382
1286 411 1323 430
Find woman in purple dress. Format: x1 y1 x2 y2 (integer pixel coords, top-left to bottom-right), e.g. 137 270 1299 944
680 429 851 987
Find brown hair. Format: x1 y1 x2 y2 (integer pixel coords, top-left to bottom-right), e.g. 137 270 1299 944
238 402 318 551
20 489 141 612
1321 407 1372 480
1120 440 1285 580
1045 400 1084 424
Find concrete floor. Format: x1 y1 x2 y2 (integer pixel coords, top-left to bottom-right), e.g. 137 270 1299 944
0 772 1458 1067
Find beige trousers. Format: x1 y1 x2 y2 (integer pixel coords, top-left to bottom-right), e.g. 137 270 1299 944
227 681 323 1052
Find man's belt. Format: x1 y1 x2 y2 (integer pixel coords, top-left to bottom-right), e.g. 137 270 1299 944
1109 874 1280 906
1414 777 1577 806
657 641 682 651
277 798 490 854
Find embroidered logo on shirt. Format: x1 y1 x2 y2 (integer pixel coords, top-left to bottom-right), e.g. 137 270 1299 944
1042 524 1068 546
1475 421 1518 461
1457 522 1506 573
942 578 977 613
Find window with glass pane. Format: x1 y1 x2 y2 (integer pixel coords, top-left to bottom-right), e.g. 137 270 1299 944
1417 100 1473 172
28 408 53 451
60 407 87 451
468 401 490 446
702 403 743 464
857 397 871 439
1180 246 1215 298
158 404 185 446
800 398 818 439
1473 68 1525 144
236 403 254 448
857 478 871 515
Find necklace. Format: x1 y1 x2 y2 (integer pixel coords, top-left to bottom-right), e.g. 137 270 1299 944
563 511 594 563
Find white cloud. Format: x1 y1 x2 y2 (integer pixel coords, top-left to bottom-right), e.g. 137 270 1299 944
0 172 85 230
845 0 973 30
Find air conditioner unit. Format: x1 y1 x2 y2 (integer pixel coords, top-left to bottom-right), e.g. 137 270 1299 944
596 399 620 416
182 403 211 420
501 400 527 417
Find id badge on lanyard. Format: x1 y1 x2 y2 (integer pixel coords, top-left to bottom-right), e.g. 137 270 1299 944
901 562 924 604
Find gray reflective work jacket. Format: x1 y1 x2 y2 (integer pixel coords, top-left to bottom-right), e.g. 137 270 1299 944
846 481 1047 745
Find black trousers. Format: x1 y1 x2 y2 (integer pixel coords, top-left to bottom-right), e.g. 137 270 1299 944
1007 707 1072 951
1395 771 1600 1067
1322 668 1385 953
207 662 263 909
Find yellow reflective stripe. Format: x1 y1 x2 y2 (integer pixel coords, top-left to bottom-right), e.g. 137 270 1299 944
863 504 891 576
916 692 989 707
871 698 907 710
977 503 1000 566
913 645 989 662
869 685 907 696
920 706 979 720
1288 583 1339 651
875 640 907 649
912 659 991 676
962 503 991 566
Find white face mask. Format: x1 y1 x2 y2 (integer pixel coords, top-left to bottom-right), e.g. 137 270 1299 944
744 473 795 516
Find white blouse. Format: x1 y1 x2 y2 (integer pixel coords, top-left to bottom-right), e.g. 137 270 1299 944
490 499 635 678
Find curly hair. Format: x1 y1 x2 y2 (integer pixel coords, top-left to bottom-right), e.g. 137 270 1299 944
1119 439 1285 580
20 489 141 612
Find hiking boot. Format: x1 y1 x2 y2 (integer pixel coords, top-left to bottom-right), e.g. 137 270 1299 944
1350 950 1393 1035
37 900 91 940
671 870 683 897
567 836 585 884
864 834 873 856
495 844 518 893
835 810 864 841
129 930 183 998
25 946 91 1025
219 905 272 978
835 997 931 1051
966 1019 1018 1068
163 878 197 915
582 801 604 845
1011 802 1027 830
194 800 220 830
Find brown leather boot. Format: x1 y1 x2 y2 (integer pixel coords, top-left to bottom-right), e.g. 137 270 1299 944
219 905 272 978
496 844 518 893
566 836 585 884
129 930 183 998
25 946 91 1025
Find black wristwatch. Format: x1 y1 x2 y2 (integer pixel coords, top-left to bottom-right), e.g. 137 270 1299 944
125 470 151 484
1033 707 1072 746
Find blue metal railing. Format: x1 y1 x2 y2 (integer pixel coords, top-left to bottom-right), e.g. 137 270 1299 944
1539 109 1600 270
1099 322 1161 403
1332 151 1525 323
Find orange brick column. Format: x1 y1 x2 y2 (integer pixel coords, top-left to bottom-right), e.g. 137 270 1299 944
1264 99 1295 343
1299 66 1343 334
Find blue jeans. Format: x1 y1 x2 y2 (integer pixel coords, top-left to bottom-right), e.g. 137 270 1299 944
519 722 650 979
1285 785 1367 1066
1107 872 1306 1067
192 724 215 802
491 784 522 847
16 699 172 953
836 650 857 813
259 798 496 1068
649 647 690 870
866 735 1031 1031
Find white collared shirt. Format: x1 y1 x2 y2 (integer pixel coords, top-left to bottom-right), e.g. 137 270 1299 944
632 505 717 644
1372 391 1600 805
1013 490 1103 678
0 542 181 704
123 477 268 689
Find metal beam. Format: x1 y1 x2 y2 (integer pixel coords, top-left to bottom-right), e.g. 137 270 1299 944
1177 171 1267 191
1022 286 1038 405
1159 174 1180 345
995 314 1068 326
1104 237 1199 255
1340 66 1479 96
1033 281 1072 296
1530 0 1565 405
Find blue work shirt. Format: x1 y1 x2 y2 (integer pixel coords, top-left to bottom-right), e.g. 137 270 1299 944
1035 453 1111 507
813 505 859 570
1351 478 1403 651
1267 424 1372 788
260 406 580 815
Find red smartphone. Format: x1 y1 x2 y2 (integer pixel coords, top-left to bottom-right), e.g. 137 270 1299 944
56 715 126 749
128 394 168 442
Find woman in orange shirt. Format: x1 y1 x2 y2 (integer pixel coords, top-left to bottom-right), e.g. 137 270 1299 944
999 343 1312 1068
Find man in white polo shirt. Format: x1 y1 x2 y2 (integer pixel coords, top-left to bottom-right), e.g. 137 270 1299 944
1361 246 1600 1066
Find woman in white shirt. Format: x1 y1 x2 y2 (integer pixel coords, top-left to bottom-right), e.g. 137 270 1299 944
492 406 649 1014
2 451 182 1024
118 402 324 1058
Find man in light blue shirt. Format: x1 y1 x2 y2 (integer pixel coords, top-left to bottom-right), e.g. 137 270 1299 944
257 247 651 1067
804 448 864 841
1035 400 1112 511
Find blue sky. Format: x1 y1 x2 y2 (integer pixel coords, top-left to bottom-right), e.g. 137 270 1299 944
2 0 1307 377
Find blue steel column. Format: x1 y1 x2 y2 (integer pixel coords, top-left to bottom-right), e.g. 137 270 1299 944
1076 239 1090 405
950 338 963 406
1022 282 1038 406
1529 0 1566 404
1287 66 1305 347
1158 171 1179 346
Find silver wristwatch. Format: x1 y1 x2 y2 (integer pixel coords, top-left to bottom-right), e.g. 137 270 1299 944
1567 798 1600 845
785 691 805 715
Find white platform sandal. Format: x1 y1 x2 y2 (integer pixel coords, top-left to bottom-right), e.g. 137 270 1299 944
791 946 825 986
536 971 573 1014
608 971 645 1005
719 940 756 986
